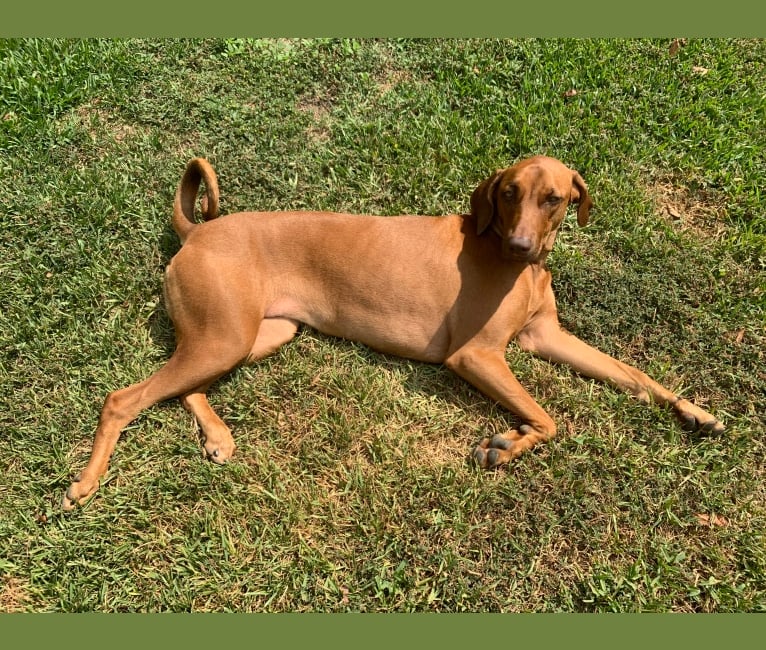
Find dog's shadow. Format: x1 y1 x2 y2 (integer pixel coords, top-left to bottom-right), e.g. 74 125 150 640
149 306 515 436
146 226 183 352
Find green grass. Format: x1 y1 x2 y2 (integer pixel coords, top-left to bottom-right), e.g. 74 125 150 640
1 38 764 612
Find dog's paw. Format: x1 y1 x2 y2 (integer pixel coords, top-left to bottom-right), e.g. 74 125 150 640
471 430 524 468
202 432 236 464
61 473 100 511
674 399 725 435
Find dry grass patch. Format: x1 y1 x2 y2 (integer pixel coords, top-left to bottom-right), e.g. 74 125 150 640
297 96 332 144
72 100 141 143
1 576 31 613
650 180 729 241
376 68 416 95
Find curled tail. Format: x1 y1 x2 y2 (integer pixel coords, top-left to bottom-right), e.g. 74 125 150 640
172 157 220 243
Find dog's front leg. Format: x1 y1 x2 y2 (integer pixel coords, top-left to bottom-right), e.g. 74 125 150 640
517 317 725 434
444 346 558 467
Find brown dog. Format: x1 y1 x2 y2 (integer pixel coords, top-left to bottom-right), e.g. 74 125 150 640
62 155 724 509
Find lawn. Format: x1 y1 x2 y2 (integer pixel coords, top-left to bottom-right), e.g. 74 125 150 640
1 38 764 612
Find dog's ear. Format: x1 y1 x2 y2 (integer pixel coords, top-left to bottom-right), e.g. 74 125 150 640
471 170 504 235
570 171 592 227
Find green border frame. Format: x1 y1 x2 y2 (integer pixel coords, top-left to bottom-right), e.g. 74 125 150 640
1 1 765 36
2 612 763 647
2 2 764 645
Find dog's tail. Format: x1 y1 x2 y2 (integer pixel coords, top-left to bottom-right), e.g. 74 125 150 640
172 157 220 243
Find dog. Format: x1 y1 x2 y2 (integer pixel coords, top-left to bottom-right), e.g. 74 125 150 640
62 155 724 509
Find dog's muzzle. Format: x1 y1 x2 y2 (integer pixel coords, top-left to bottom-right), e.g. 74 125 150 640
502 236 539 262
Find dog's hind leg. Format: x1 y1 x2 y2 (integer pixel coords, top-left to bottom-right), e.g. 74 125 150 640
247 317 300 361
62 329 256 510
180 317 299 463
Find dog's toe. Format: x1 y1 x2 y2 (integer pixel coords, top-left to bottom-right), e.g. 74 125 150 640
485 448 501 467
680 413 698 431
489 433 514 450
472 446 489 468
61 491 77 511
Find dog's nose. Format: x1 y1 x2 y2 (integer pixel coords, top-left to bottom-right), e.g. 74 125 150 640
506 236 533 253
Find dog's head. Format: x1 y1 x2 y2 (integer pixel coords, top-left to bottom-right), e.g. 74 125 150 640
470 156 592 262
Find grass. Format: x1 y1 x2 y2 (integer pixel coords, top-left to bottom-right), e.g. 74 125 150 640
1 38 764 612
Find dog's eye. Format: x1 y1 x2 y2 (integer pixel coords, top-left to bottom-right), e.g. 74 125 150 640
546 195 563 206
501 184 517 200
